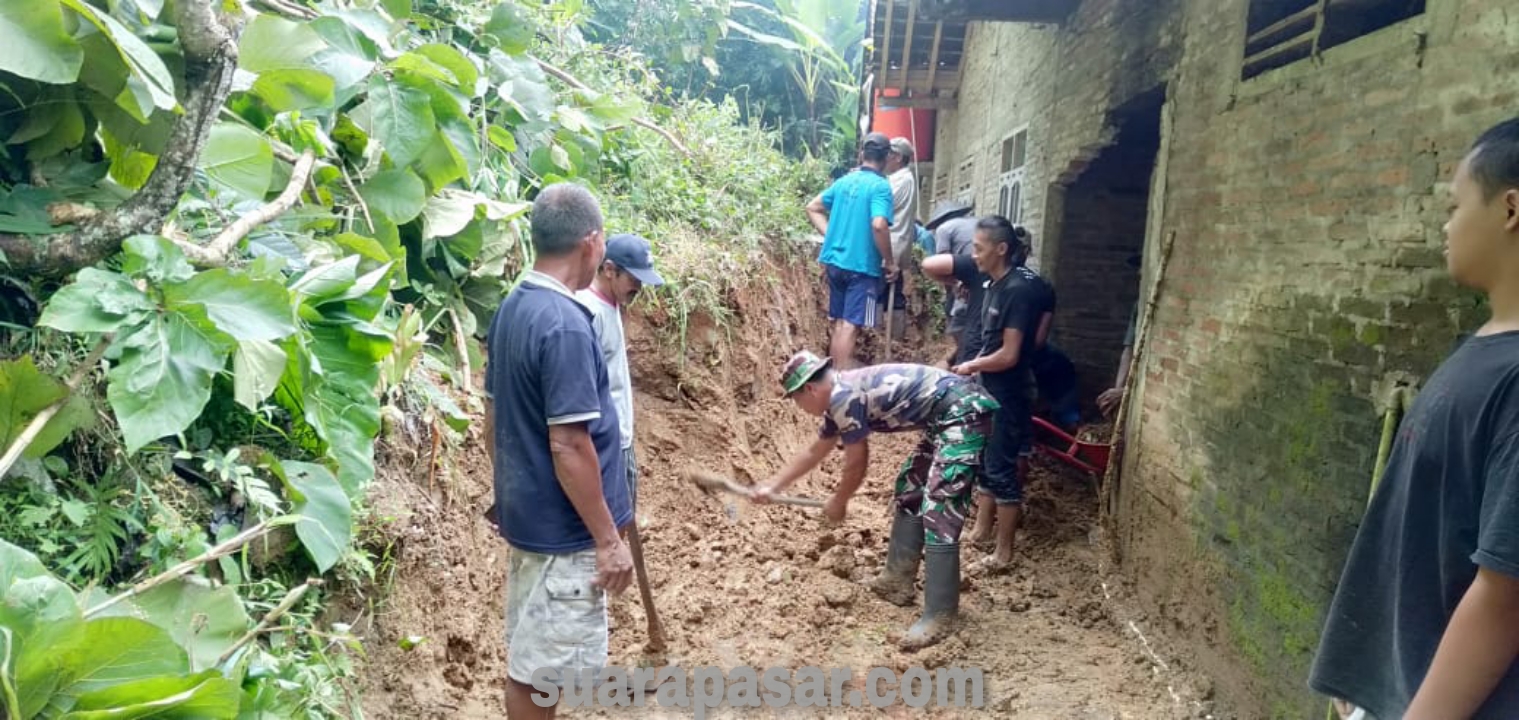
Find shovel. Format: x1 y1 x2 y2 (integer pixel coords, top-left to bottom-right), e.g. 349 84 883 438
684 470 825 508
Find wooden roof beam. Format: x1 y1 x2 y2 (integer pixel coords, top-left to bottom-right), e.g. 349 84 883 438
923 21 944 92
897 0 917 89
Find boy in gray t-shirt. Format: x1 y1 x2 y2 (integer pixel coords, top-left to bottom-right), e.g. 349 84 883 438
573 233 665 508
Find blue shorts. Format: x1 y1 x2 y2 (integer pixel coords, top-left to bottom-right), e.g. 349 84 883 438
826 264 882 329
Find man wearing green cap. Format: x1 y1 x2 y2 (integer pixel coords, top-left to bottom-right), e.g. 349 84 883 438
748 350 999 651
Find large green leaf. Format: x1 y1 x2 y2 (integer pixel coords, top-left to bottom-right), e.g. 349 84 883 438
107 313 231 453
49 617 190 711
0 356 94 461
357 169 426 224
60 0 176 111
164 270 297 342
121 235 194 285
289 256 360 306
414 130 467 190
199 124 274 201
361 76 434 168
5 576 85 720
89 580 250 673
237 14 327 73
416 44 478 93
250 69 336 112
0 0 83 84
489 51 553 125
277 460 352 574
24 97 85 161
482 2 536 55
62 671 241 719
38 268 154 334
303 321 389 495
233 340 287 411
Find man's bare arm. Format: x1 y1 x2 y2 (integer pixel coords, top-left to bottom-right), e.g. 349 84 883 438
1404 567 1519 719
548 423 632 593
806 196 830 235
763 436 836 494
834 441 869 502
957 328 1023 375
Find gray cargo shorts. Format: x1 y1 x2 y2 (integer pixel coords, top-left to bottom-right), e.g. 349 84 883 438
504 547 607 689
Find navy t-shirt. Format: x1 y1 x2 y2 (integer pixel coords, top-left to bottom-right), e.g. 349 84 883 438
1309 332 1519 719
485 272 630 554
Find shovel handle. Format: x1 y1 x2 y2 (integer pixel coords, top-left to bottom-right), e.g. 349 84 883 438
686 471 826 508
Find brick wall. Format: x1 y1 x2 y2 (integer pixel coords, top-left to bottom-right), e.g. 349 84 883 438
937 0 1519 716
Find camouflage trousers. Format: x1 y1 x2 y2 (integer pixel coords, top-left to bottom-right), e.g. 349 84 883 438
893 383 998 546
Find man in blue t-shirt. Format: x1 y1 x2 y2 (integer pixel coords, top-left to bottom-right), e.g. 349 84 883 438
484 183 633 717
805 132 896 368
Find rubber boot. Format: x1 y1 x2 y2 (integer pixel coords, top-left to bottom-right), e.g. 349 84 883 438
869 513 924 607
900 544 959 651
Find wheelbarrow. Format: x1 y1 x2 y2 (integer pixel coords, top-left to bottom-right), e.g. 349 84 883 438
1030 416 1112 476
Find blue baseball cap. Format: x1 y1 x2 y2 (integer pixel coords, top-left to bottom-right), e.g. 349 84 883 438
604 233 665 287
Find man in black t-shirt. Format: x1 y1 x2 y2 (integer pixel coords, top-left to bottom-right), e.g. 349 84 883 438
1309 118 1519 720
950 217 1052 572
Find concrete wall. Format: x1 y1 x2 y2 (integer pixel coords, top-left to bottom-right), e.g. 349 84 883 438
936 0 1519 715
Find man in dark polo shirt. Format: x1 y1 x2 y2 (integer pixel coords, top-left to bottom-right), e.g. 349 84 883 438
484 183 633 718
951 217 1053 573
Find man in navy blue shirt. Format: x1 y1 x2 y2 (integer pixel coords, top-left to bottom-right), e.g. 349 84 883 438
484 183 633 718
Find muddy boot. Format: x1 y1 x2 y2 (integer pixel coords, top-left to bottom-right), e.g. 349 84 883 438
900 544 959 651
869 512 924 607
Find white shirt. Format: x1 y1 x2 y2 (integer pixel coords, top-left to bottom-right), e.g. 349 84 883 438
574 287 634 450
888 166 918 264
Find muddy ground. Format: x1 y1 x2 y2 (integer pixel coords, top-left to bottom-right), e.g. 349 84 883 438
344 258 1226 719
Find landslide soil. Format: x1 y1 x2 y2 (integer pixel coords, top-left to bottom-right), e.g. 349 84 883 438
345 256 1224 719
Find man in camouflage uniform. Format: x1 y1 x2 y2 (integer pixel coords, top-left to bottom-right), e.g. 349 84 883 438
749 350 998 650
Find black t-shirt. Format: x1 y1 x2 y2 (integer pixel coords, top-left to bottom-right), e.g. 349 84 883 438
1031 343 1077 401
977 266 1052 396
951 253 986 363
1309 332 1519 719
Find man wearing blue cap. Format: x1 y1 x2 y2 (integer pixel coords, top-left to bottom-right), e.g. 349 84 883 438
574 233 666 511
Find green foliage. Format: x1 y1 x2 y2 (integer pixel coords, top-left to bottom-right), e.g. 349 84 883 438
0 539 248 719
1 0 831 716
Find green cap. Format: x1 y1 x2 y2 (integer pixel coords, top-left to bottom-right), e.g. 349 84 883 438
780 350 832 396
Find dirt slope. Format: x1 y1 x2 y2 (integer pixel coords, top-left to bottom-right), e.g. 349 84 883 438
347 256 1225 719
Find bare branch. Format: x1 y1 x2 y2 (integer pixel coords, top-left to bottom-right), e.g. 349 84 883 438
216 578 323 666
0 0 242 279
0 338 110 480
177 150 316 267
533 57 692 158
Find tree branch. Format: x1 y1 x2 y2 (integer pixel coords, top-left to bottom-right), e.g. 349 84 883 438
85 519 278 618
176 150 316 267
0 338 110 481
215 578 322 666
0 0 243 279
532 57 692 158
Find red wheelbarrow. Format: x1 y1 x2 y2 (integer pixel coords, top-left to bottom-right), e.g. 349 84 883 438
1030 416 1112 476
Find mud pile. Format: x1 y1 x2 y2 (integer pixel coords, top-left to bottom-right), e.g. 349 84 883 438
346 255 1221 718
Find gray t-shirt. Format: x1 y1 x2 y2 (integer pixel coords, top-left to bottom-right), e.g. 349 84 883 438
574 289 634 449
934 215 977 257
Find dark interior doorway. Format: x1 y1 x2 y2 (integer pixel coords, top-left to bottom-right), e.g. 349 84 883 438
1050 87 1165 412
